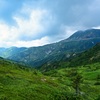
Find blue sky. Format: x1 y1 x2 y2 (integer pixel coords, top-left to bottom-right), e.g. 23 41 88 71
0 0 100 47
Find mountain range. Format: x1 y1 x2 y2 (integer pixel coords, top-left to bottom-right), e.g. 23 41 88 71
0 29 100 67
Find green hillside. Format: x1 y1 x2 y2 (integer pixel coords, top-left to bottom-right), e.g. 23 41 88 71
0 57 76 100
44 62 100 100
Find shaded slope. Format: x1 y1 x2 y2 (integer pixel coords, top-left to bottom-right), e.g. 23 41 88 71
69 43 100 67
39 43 100 71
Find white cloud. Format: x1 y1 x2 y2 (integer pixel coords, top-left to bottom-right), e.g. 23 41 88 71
0 23 10 41
14 36 50 47
93 26 100 29
2 36 50 47
0 7 54 47
58 25 78 39
14 9 51 40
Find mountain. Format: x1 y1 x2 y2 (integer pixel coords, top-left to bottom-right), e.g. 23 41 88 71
68 42 100 66
0 47 26 58
0 29 100 67
67 29 100 40
39 42 100 71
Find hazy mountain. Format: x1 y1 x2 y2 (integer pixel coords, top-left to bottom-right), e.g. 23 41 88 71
0 29 100 67
0 47 26 58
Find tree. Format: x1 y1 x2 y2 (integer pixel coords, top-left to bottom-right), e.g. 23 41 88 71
94 74 100 85
72 72 83 96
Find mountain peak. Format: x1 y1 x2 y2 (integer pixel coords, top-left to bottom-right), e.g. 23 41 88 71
67 29 100 41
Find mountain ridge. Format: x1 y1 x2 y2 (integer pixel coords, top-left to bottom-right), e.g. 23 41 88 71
0 29 100 67
67 29 100 40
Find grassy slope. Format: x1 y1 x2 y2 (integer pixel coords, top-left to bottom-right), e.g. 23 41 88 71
0 58 73 100
0 57 100 100
44 63 100 100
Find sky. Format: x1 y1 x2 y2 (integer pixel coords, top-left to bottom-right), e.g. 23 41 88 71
0 0 100 47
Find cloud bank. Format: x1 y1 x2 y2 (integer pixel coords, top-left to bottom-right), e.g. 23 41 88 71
0 0 100 47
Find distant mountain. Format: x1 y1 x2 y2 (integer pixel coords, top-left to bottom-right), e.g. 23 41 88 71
0 29 100 67
0 47 26 58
